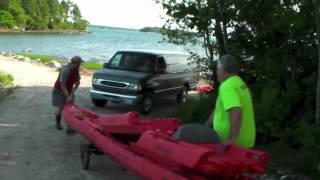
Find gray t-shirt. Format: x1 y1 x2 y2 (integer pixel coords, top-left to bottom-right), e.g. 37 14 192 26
59 64 80 85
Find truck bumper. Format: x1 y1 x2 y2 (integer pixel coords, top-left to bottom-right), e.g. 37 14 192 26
90 89 142 105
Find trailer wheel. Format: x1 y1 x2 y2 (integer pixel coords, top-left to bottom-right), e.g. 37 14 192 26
80 143 91 170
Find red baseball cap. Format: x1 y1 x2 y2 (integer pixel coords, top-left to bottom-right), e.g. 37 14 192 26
71 56 84 64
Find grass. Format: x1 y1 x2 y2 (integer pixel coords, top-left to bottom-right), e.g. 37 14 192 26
16 53 103 70
17 53 56 63
81 62 103 70
0 72 14 88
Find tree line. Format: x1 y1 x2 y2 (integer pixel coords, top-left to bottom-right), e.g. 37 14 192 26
0 0 88 31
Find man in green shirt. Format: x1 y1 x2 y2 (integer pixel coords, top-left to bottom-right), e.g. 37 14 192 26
212 55 256 150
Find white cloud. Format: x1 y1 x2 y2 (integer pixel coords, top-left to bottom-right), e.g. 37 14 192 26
70 0 167 29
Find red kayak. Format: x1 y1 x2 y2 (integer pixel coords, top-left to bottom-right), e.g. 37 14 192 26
63 104 269 180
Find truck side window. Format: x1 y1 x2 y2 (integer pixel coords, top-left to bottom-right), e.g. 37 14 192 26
165 55 182 73
110 53 122 67
157 57 167 70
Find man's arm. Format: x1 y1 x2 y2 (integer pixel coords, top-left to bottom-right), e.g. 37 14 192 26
228 107 242 143
72 75 81 94
59 67 71 98
219 107 242 153
205 111 214 127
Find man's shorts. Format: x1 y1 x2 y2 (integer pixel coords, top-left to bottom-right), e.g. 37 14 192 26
52 88 74 108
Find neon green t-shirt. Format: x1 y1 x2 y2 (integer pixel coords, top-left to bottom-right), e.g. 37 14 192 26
213 75 256 148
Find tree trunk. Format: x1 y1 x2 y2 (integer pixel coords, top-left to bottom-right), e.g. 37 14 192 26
213 2 227 56
204 30 214 61
215 19 227 56
222 21 228 52
313 0 320 124
217 0 228 53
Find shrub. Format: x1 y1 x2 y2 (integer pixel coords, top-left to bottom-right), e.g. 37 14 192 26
264 122 320 178
0 10 15 28
176 93 216 124
0 72 14 88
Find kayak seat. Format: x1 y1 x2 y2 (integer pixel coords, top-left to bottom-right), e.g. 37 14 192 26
173 123 220 144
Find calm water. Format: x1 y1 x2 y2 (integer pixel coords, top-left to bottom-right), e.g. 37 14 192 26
0 26 203 62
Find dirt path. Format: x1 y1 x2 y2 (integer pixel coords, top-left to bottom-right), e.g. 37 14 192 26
0 55 183 180
0 56 137 180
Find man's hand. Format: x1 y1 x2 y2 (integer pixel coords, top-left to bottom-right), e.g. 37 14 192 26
219 138 235 153
66 95 73 103
74 80 80 91
71 81 80 94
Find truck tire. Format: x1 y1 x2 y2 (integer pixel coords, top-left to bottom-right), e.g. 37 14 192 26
177 86 188 103
139 93 153 114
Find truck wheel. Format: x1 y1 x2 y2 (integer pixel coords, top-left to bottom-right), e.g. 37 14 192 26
139 93 153 114
177 87 188 103
91 99 107 107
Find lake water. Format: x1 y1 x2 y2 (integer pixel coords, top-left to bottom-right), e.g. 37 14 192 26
0 26 203 62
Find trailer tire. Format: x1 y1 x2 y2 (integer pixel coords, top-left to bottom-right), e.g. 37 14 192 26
80 143 91 170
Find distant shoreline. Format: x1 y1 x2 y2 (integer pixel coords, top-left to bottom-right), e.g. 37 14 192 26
0 28 91 35
139 27 197 36
139 27 163 33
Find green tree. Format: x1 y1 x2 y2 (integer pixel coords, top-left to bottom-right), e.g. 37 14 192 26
23 0 37 29
35 0 50 29
313 0 320 124
0 10 15 28
73 19 88 30
156 0 236 82
0 0 11 10
70 4 87 30
9 0 26 27
60 0 70 23
48 0 62 29
0 0 87 30
157 0 320 176
71 4 81 22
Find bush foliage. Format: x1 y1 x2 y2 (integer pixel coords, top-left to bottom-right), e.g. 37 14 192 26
159 0 320 176
0 71 13 88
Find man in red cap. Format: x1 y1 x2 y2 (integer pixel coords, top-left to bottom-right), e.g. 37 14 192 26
52 56 83 131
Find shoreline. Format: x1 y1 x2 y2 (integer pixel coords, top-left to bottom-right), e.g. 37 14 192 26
0 52 101 76
0 28 91 34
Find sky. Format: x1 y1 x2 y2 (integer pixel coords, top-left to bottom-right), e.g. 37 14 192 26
70 0 167 29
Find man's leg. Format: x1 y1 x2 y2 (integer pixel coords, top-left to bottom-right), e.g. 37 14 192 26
66 94 76 134
55 106 64 130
